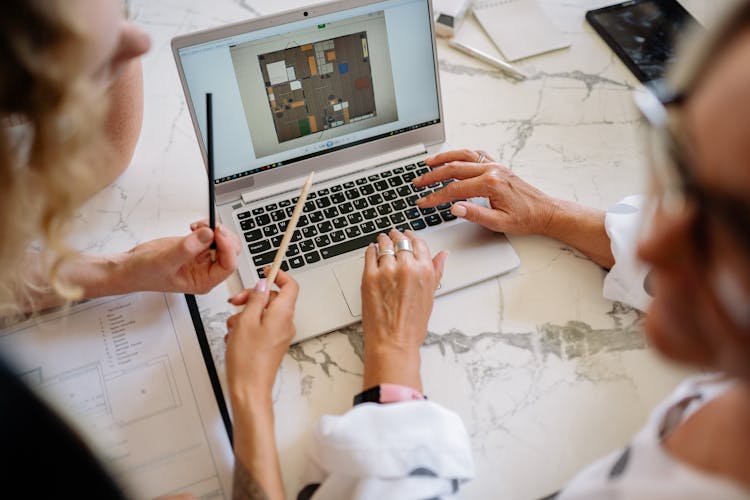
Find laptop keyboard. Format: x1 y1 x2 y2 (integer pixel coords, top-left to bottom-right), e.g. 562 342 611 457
236 161 461 278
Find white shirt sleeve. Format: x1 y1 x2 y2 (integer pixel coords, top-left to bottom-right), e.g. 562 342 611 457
602 195 652 312
299 400 474 500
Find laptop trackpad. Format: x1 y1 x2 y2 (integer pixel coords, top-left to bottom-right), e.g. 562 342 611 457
332 255 366 317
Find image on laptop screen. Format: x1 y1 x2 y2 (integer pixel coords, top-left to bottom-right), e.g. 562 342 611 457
231 11 398 157
176 0 439 184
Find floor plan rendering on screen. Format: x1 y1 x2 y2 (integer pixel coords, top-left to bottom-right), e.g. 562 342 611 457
230 11 398 158
259 32 376 143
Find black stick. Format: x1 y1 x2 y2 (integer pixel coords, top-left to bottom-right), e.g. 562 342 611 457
206 92 216 250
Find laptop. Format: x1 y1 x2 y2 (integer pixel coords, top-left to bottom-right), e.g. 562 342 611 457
172 0 520 343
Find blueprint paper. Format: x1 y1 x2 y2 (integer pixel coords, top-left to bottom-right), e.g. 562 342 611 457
0 292 233 499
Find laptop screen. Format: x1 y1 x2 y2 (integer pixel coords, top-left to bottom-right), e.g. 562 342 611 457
176 0 439 184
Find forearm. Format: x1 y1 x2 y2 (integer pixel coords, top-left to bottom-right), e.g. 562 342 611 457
545 200 614 269
230 392 284 500
18 251 135 311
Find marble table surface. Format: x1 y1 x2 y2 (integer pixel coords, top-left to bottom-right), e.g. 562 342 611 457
71 0 728 498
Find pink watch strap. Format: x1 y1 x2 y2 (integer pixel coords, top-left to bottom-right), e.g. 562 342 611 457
379 383 426 403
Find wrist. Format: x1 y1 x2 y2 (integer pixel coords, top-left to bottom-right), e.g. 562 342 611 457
544 200 613 268
117 246 156 293
229 383 274 414
538 197 567 238
363 343 422 392
59 252 133 299
354 383 426 405
544 199 586 240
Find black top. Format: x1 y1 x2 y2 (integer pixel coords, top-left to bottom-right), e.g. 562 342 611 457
0 355 126 498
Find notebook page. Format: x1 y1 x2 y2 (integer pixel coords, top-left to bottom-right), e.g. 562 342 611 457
472 0 570 61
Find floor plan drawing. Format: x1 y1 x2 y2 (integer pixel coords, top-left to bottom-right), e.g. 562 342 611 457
259 31 377 143
0 293 233 499
20 355 180 427
20 362 110 421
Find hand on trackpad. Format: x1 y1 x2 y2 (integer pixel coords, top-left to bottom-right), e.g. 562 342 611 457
332 255 365 317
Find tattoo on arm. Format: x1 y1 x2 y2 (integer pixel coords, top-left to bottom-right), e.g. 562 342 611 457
232 457 270 500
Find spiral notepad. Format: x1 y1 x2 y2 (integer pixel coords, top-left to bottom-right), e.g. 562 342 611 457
472 0 570 61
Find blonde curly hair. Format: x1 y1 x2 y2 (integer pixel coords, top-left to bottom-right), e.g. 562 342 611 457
0 0 109 314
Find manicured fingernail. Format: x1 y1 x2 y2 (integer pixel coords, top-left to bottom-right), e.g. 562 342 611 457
425 155 434 162
416 197 425 205
452 204 467 217
255 279 267 293
198 228 213 243
413 175 422 183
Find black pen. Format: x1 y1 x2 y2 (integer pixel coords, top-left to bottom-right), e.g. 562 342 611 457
206 92 216 260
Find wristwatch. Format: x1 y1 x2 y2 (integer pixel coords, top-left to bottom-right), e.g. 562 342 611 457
353 383 427 405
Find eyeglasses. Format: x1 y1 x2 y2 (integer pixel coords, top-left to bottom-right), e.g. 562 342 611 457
634 81 750 256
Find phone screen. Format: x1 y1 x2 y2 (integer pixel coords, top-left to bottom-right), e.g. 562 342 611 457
586 0 701 83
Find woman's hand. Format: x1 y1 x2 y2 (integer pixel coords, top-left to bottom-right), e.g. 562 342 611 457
122 220 241 295
224 271 298 500
361 229 448 392
225 271 299 401
417 148 615 268
415 149 560 236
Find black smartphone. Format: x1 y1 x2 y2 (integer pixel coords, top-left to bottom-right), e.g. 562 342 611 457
586 0 701 83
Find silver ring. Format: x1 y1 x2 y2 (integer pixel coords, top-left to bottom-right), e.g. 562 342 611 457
395 238 413 253
476 151 486 164
377 248 396 259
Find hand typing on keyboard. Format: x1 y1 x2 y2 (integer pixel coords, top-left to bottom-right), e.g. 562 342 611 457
239 161 462 278
415 149 560 236
361 229 448 391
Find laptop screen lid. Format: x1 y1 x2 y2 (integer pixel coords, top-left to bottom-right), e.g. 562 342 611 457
172 0 444 204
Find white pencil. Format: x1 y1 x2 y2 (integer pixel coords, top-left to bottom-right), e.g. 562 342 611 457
266 171 315 285
449 39 528 80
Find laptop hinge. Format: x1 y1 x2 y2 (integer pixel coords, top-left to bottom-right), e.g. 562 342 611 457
240 143 427 205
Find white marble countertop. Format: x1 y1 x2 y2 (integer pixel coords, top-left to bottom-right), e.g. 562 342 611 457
72 1 728 498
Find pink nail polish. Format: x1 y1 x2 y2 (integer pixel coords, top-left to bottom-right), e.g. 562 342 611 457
255 279 267 293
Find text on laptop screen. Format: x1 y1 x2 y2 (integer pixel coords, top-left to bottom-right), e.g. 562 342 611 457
177 0 439 184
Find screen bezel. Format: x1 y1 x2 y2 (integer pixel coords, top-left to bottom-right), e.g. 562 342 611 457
585 0 699 83
171 0 444 203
